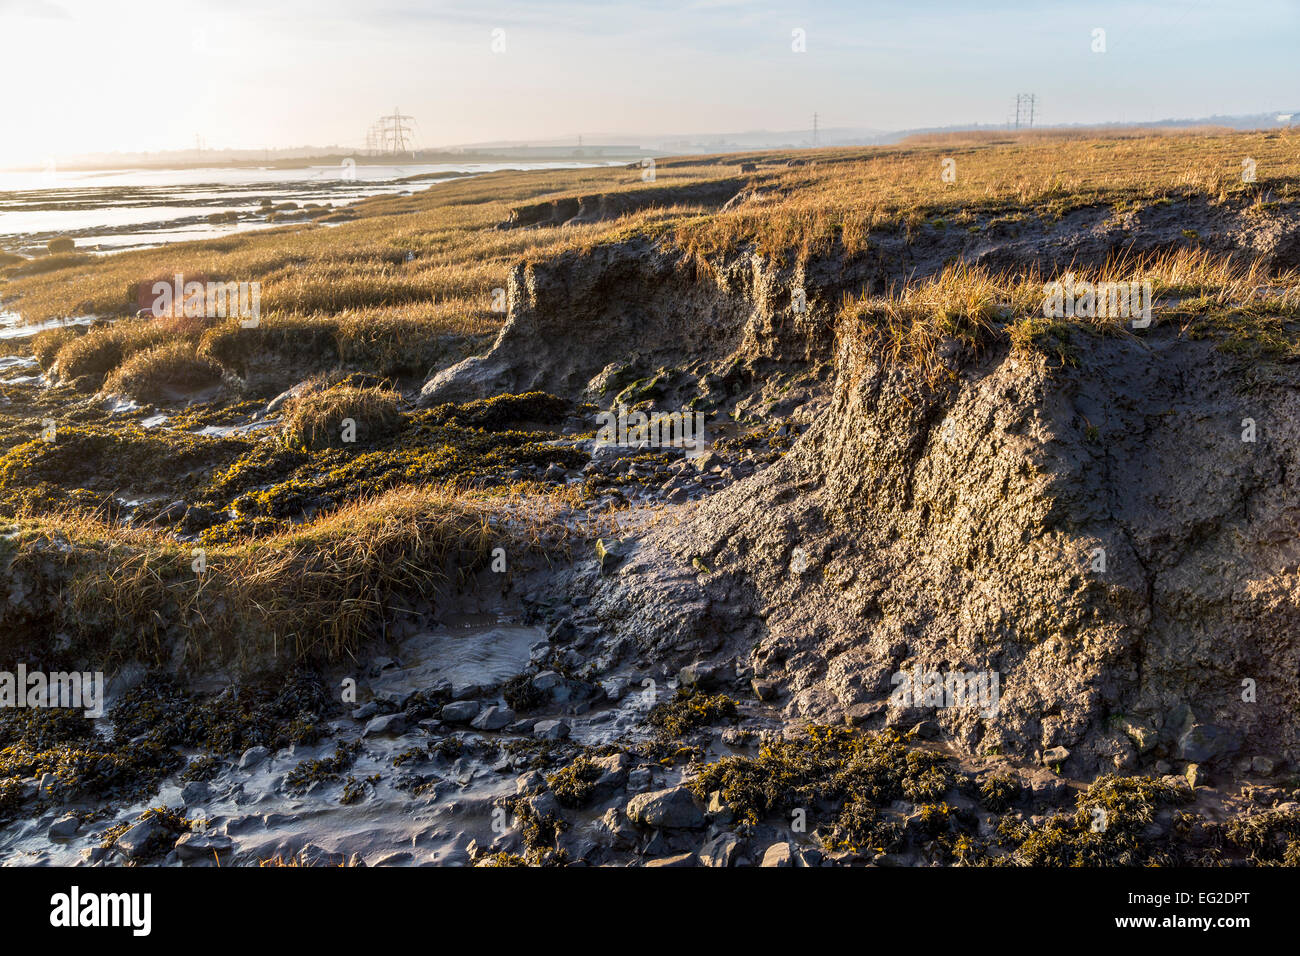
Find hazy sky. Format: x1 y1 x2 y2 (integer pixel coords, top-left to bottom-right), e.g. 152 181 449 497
0 0 1295 165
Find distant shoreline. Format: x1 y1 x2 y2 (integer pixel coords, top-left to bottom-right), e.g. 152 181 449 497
1 151 651 175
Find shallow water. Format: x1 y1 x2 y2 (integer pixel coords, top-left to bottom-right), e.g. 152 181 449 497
0 161 617 253
0 313 96 339
371 623 545 700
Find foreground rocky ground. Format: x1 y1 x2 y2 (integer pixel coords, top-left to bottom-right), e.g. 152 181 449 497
3 132 1300 865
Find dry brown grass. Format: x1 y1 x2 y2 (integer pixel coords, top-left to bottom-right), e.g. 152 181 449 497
0 482 613 667
102 340 224 402
279 380 403 451
839 248 1300 388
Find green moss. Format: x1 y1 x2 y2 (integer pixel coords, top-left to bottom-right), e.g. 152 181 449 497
109 673 327 755
101 805 195 860
547 756 603 808
180 755 220 782
1224 806 1300 865
502 673 546 712
0 424 253 498
647 689 738 739
420 392 569 430
689 725 952 835
996 774 1198 866
978 772 1021 812
285 740 361 794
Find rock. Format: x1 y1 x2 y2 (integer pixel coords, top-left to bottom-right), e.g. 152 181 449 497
173 832 234 862
115 820 163 859
625 786 705 829
238 746 270 770
589 752 630 793
533 718 571 740
910 720 939 740
542 464 567 482
1041 746 1070 767
440 700 481 724
699 832 740 867
471 705 515 731
595 538 625 572
352 701 379 720
363 713 409 737
645 852 697 867
180 781 211 805
694 451 722 472
678 660 734 691
1185 762 1205 788
705 791 735 824
48 814 81 840
532 670 571 702
515 771 547 795
1112 716 1158 754
592 808 637 850
1178 724 1241 763
759 842 796 867
844 701 886 726
752 679 779 701
627 767 652 792
155 500 188 524
1252 755 1277 776
525 791 561 819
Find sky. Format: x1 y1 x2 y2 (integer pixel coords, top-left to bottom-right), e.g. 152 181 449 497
0 0 1295 166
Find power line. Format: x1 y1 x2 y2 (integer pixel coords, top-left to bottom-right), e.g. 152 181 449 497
378 107 415 156
1013 94 1037 130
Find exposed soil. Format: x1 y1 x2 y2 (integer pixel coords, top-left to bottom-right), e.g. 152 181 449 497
4 175 1300 867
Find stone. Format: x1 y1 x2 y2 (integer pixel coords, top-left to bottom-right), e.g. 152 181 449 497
625 786 705 829
532 670 571 702
48 814 80 840
173 832 234 862
678 660 734 690
752 679 779 701
352 701 379 720
760 842 795 867
533 718 571 740
1112 716 1158 754
910 720 939 740
699 832 740 867
595 538 625 572
645 852 697 867
180 781 211 805
440 700 481 723
844 701 886 726
471 705 515 731
363 713 409 738
238 746 270 770
592 808 639 849
1178 724 1241 763
515 771 547 795
525 791 561 819
115 820 163 859
1041 746 1070 767
1252 755 1277 776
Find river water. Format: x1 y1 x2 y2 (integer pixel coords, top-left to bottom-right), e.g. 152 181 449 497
0 161 612 254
